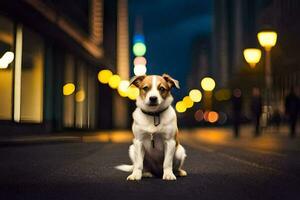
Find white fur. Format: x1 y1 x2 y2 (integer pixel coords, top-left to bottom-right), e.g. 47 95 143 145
115 75 187 181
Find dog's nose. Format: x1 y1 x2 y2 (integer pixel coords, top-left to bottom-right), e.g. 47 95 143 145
149 96 158 102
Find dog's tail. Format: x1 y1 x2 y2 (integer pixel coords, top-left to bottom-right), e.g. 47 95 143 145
114 164 133 172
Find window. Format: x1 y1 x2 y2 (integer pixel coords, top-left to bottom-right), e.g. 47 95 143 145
20 26 44 122
63 54 75 127
0 16 14 120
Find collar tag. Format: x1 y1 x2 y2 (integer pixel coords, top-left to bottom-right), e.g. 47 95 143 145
154 116 160 126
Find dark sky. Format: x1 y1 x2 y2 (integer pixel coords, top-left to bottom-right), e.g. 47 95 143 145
129 0 212 98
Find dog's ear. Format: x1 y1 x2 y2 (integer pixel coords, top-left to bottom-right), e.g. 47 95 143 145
162 74 180 89
129 75 146 88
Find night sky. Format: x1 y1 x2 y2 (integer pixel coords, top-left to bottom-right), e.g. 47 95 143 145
129 0 212 98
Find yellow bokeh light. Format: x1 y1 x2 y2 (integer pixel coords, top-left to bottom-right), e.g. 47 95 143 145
63 83 75 96
215 89 231 101
243 48 261 68
189 89 202 102
182 96 194 108
257 31 277 50
118 80 130 97
201 77 216 91
108 75 121 89
75 90 85 102
127 86 140 100
98 69 113 84
175 101 186 113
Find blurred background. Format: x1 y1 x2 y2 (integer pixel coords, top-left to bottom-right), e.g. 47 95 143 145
0 0 299 136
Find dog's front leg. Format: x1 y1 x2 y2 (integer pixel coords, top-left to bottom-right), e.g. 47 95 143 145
127 139 144 181
163 139 176 180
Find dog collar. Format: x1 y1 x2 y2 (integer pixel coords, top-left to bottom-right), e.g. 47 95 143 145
140 106 170 126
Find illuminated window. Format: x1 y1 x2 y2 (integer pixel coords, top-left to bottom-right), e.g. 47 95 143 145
75 61 88 128
20 27 44 122
63 54 75 127
0 16 14 120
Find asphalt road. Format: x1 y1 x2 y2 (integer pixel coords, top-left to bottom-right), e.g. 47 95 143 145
1 128 300 200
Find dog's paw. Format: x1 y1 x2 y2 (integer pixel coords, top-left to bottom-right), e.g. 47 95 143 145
162 170 176 181
127 170 142 181
178 169 187 177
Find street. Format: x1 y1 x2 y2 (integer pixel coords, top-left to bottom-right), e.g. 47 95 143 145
1 127 300 200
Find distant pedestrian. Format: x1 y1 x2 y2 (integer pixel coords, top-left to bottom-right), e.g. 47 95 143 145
232 88 243 138
272 109 281 131
285 87 299 138
250 87 262 136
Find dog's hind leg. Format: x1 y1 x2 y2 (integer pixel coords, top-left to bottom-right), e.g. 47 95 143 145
174 145 187 177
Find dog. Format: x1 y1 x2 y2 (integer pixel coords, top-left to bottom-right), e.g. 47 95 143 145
115 74 187 181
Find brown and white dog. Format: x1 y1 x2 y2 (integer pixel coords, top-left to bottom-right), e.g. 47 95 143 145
115 74 187 181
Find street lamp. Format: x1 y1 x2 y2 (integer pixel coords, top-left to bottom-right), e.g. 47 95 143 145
257 30 277 125
257 30 277 90
243 48 261 68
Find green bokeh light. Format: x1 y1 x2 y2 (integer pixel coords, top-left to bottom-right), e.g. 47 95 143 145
133 42 146 56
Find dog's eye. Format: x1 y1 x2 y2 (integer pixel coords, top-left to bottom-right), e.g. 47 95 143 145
159 87 166 92
142 86 149 91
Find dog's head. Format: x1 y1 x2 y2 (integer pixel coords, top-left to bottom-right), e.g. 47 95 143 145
130 74 180 112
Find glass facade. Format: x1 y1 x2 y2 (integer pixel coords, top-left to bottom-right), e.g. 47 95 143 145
0 16 14 120
20 27 44 122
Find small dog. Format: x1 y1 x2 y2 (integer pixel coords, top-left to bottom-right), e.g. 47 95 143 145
116 74 187 181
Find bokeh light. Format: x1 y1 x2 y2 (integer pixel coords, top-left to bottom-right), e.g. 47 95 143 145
133 42 146 56
108 75 121 89
208 111 219 123
134 64 147 76
215 89 231 101
133 56 147 66
175 101 186 113
75 90 85 102
194 109 204 122
133 34 145 43
182 96 194 108
118 80 130 97
63 83 75 96
0 51 14 69
127 86 140 100
189 89 202 102
98 69 113 84
201 77 216 91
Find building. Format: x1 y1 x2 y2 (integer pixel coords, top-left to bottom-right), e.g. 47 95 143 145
212 0 300 107
0 0 130 135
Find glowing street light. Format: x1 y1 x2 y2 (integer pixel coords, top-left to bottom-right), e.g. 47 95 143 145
243 48 261 68
257 30 277 122
189 89 202 102
257 30 277 89
257 31 277 51
201 77 216 91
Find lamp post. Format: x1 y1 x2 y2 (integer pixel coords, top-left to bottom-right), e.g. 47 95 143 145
257 30 277 124
243 48 262 68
